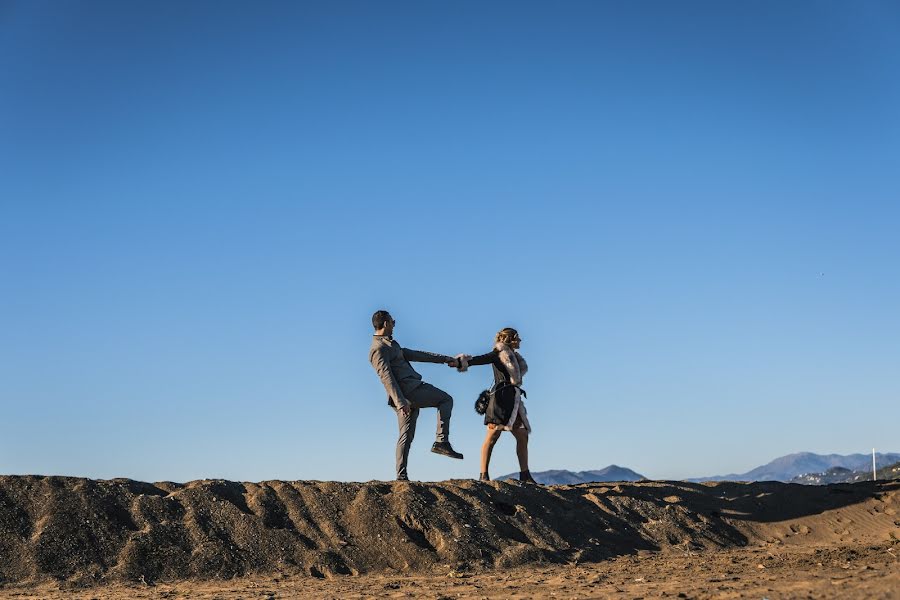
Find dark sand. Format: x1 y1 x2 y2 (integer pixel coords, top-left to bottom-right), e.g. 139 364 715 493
1 476 897 598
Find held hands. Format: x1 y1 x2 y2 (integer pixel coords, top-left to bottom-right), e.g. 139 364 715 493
452 354 471 372
445 354 471 371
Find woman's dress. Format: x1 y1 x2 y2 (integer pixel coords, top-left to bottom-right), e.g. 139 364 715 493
466 343 531 433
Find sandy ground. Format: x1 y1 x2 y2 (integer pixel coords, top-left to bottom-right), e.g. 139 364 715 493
2 542 897 599
2 477 898 598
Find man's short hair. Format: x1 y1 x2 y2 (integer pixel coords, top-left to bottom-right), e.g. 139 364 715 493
372 310 392 330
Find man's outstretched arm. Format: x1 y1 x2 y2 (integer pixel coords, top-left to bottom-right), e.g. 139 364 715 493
370 346 409 409
402 348 456 365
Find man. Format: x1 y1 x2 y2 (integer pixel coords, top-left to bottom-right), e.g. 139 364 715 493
368 309 463 481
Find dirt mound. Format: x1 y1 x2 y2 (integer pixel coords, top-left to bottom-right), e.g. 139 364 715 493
0 476 897 587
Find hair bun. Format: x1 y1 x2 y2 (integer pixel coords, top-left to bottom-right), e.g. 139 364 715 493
494 327 519 345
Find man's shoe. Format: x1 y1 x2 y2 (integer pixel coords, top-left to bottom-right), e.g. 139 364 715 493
431 441 464 460
396 474 409 481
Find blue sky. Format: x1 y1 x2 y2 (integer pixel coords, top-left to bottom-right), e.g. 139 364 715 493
1 1 898 482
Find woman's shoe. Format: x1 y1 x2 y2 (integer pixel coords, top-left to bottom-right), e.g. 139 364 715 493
519 470 537 484
479 472 490 482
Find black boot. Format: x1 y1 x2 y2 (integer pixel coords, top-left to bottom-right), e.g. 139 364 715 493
431 441 464 459
519 470 537 484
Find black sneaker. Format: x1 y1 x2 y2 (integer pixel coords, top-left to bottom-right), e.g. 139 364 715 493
396 473 409 481
431 441 464 460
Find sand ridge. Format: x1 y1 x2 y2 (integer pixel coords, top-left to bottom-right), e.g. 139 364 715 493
0 476 897 593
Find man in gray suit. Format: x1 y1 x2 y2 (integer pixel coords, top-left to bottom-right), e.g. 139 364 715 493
369 309 463 480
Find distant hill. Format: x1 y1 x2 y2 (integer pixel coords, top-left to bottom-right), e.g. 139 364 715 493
877 461 900 480
498 465 645 485
791 461 900 485
690 452 900 483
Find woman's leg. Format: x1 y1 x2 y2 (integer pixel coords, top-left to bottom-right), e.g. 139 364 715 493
512 419 529 474
480 425 503 479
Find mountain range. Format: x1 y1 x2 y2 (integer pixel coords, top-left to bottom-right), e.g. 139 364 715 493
497 465 645 485
790 461 900 485
498 452 900 486
688 452 900 483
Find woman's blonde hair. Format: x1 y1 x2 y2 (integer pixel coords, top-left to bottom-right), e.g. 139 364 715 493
495 327 520 345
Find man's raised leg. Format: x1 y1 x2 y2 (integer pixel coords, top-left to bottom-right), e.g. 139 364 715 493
407 383 462 459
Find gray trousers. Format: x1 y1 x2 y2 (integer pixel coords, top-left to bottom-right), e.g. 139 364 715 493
395 383 453 478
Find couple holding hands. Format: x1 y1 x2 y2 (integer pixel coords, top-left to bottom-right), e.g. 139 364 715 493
368 310 535 483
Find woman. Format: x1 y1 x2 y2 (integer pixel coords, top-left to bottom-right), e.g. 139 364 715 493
458 327 535 483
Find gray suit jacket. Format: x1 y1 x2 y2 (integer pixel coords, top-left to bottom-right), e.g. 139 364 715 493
369 335 450 408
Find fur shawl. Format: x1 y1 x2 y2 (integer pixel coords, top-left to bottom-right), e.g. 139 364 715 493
495 342 527 386
454 344 528 386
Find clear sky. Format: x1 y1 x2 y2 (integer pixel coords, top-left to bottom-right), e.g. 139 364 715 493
1 1 898 483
